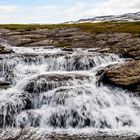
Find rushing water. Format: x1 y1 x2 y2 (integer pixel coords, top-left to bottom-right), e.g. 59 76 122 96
0 45 140 137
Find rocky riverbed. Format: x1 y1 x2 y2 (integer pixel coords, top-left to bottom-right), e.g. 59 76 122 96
0 26 140 92
0 24 140 139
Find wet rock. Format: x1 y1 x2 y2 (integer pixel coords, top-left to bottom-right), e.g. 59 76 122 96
61 48 73 52
100 60 140 92
0 92 32 128
0 80 10 89
49 107 126 129
0 48 13 54
0 44 13 54
41 86 93 106
49 109 110 128
24 73 90 93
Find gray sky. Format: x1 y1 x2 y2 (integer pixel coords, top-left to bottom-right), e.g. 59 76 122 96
0 0 140 24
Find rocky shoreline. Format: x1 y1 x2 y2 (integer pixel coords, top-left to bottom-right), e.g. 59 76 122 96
0 25 140 93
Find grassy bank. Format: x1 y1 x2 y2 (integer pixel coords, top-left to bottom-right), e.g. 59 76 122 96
0 22 140 34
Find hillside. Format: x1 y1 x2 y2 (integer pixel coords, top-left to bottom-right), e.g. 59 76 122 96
67 12 140 23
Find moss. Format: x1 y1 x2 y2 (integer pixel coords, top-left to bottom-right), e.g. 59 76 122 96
0 22 140 34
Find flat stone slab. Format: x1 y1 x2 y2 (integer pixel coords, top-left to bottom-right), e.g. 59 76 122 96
100 60 140 92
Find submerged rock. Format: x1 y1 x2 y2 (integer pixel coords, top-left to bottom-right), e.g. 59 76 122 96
0 91 32 128
23 73 90 93
40 86 93 106
0 80 11 89
49 109 92 128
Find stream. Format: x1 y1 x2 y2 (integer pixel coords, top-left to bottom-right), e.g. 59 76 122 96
0 44 140 139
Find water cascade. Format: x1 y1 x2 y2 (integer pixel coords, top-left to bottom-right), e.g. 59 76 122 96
0 46 140 133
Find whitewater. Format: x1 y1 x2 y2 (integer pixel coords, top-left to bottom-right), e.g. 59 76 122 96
0 44 140 139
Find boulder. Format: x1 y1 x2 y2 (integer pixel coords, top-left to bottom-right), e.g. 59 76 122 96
100 60 140 92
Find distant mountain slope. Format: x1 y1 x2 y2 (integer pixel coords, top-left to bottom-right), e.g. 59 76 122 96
66 12 140 23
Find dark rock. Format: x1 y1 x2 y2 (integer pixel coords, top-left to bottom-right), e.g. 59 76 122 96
0 80 10 89
24 73 90 93
0 92 32 128
0 44 14 54
49 110 91 128
61 48 73 52
0 48 14 54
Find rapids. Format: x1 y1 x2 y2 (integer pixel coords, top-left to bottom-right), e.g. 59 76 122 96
0 45 140 136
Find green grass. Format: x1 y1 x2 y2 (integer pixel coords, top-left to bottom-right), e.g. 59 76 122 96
0 22 140 34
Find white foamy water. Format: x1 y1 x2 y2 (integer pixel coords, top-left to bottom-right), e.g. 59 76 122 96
0 46 140 135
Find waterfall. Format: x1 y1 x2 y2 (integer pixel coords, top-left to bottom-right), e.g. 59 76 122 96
0 46 140 133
